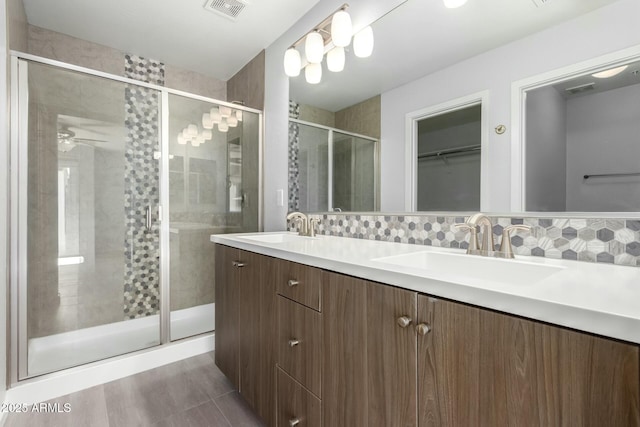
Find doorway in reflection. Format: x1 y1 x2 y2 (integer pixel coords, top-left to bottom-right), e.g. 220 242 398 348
416 104 481 211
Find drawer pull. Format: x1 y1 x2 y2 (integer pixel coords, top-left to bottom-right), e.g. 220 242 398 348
416 323 431 335
397 316 412 328
232 261 245 268
288 339 300 347
288 279 299 287
289 418 300 427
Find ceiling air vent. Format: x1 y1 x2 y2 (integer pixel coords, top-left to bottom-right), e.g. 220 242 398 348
204 0 248 21
565 82 595 95
531 0 553 7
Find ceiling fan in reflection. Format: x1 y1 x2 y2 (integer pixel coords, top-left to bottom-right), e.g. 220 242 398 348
57 128 107 152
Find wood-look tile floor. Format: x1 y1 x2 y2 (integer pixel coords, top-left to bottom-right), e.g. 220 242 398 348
5 352 265 427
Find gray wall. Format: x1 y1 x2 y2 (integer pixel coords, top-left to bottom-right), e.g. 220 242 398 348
526 86 567 211
566 83 640 211
226 50 265 110
26 25 227 100
7 0 26 51
380 0 640 212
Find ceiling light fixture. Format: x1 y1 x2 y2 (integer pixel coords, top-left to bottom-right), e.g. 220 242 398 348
283 4 373 84
443 0 468 8
591 65 629 79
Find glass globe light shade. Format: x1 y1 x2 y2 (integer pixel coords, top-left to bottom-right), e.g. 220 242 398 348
210 107 222 123
305 63 322 84
331 10 352 47
219 106 232 118
353 26 374 58
284 48 302 77
202 113 213 129
327 46 345 72
305 32 324 64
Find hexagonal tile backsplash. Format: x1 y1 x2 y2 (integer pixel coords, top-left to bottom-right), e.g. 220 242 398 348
292 214 640 267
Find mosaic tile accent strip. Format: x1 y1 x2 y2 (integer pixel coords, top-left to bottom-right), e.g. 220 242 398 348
288 100 300 211
123 55 164 319
290 214 640 267
124 54 165 85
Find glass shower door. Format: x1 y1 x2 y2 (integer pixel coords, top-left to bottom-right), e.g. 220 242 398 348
167 94 260 341
17 60 162 378
332 132 377 212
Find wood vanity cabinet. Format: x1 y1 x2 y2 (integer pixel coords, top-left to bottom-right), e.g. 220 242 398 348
419 295 640 426
323 271 640 427
214 244 276 425
323 272 417 426
216 245 640 426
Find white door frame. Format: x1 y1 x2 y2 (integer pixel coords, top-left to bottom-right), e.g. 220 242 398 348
404 91 490 212
510 44 640 212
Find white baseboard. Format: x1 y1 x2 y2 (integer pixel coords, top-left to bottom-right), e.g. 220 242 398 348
4 333 214 406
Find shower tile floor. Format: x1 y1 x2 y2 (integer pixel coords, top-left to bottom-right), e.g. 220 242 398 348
5 352 265 427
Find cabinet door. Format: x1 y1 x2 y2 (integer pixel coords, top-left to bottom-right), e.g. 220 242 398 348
277 367 321 427
239 251 277 426
418 295 640 426
214 244 240 389
323 273 417 427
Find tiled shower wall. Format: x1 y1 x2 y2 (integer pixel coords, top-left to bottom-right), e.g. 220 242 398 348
294 214 640 267
123 54 163 319
288 101 300 211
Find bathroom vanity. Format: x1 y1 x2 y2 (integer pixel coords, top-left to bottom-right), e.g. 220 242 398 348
211 232 640 426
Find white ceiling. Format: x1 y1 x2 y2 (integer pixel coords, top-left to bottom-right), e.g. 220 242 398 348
290 0 622 111
23 0 321 80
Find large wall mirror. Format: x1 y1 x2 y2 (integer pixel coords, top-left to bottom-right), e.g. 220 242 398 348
286 0 635 215
513 50 640 213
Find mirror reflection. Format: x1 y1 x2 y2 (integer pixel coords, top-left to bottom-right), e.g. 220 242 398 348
288 0 630 214
525 59 640 212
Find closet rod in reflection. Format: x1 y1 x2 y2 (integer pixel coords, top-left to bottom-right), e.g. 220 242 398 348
583 172 640 179
418 144 480 160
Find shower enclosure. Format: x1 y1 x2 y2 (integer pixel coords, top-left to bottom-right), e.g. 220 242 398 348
289 118 379 212
10 54 262 381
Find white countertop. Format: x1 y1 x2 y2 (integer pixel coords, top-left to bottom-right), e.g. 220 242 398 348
211 232 640 345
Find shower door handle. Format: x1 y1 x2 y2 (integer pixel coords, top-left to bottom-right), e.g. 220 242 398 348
145 206 152 231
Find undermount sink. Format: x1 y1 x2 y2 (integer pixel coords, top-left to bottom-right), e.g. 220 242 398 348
372 251 564 286
237 233 320 244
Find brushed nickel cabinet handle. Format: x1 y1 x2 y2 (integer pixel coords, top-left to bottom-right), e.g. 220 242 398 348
416 323 431 335
397 316 412 328
289 418 300 427
288 279 299 287
232 261 245 268
288 339 300 347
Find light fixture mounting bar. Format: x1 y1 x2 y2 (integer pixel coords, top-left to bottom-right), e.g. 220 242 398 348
289 3 349 49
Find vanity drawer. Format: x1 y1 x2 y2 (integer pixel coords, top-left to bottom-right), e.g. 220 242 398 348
277 367 321 427
278 296 322 397
277 260 323 312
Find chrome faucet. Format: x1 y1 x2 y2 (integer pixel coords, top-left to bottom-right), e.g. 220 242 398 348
286 212 317 237
454 213 531 259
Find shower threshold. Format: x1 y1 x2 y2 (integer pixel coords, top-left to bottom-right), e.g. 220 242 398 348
26 303 215 378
